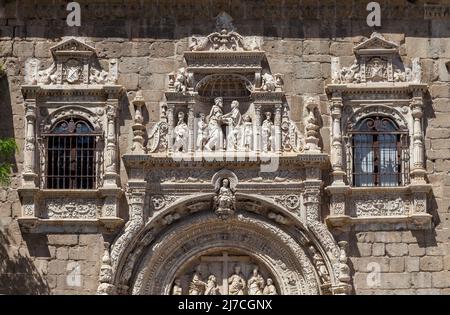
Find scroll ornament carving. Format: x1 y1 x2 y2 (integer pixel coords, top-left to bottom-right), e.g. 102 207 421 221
354 194 405 216
189 12 256 52
46 198 98 219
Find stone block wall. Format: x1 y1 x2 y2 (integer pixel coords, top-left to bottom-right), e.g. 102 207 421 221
0 0 449 294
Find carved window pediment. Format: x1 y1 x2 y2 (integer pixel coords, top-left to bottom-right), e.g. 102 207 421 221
331 33 421 85
25 37 118 86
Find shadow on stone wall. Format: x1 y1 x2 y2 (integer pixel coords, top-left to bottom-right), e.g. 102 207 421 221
0 74 17 173
0 229 50 294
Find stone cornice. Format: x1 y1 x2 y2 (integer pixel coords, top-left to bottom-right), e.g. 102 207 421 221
326 83 428 95
122 152 329 168
21 85 124 99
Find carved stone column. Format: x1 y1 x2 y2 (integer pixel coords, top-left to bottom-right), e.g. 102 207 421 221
254 104 261 154
167 104 175 153
410 92 426 182
329 93 345 184
104 101 119 187
130 91 146 154
274 104 282 153
23 98 37 187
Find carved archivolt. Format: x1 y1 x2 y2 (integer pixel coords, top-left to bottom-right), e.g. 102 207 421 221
109 193 350 295
346 105 408 132
130 213 318 295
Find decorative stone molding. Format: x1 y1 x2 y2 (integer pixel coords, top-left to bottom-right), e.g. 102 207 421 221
326 33 432 229
18 37 125 232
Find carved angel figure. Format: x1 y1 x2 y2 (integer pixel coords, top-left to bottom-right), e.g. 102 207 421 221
173 111 189 152
247 267 264 295
228 265 246 295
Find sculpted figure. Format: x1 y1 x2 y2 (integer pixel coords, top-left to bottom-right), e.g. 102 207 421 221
262 72 276 91
228 265 246 295
172 278 182 295
205 97 225 151
205 275 221 295
196 113 208 151
263 278 277 295
261 112 273 152
214 178 236 219
174 68 187 93
189 268 207 295
310 246 330 283
222 100 242 150
247 266 264 295
239 114 253 151
173 111 189 152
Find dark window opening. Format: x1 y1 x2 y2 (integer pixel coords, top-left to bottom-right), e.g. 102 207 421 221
44 118 100 189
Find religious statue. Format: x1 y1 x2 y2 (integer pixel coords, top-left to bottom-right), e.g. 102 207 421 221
228 265 246 295
367 58 385 81
239 114 253 151
205 97 225 151
213 178 236 219
205 275 221 295
261 112 273 152
263 278 277 295
247 266 264 295
172 278 182 295
189 267 207 295
222 100 242 150
173 111 189 152
196 112 208 151
262 72 276 91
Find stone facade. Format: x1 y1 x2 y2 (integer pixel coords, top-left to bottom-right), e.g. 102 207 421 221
0 0 449 295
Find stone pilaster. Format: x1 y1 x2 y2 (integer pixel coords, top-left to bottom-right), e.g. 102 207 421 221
23 98 38 187
304 167 322 222
410 91 426 183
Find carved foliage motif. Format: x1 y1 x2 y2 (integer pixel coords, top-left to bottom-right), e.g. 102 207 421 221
353 194 405 217
45 198 99 219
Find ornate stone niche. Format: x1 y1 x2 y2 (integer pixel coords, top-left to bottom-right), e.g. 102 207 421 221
18 38 124 232
325 32 432 229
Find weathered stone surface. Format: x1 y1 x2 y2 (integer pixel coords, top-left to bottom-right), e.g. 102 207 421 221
420 257 443 272
1 0 450 296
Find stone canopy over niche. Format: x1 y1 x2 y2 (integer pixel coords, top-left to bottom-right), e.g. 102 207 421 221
171 250 278 295
18 37 124 232
325 32 432 229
